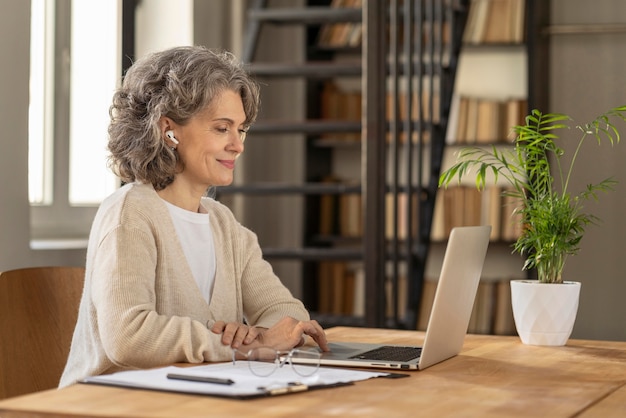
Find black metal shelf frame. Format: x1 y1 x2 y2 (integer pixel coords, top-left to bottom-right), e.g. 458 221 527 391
235 0 470 330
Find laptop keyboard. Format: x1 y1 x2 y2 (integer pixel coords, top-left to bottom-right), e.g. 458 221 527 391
349 346 422 362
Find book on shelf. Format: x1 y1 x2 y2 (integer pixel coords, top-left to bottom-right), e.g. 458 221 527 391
481 185 502 241
317 0 345 47
464 0 526 45
500 188 524 242
316 262 518 336
317 0 362 48
453 94 470 143
510 0 526 44
339 192 362 237
492 279 516 335
316 263 411 320
385 192 418 240
317 261 332 314
316 0 340 46
482 0 511 44
475 99 503 143
468 280 496 334
441 186 481 237
342 90 362 142
431 191 446 241
320 81 361 142
318 175 341 236
418 277 517 335
331 262 347 315
385 75 440 143
352 266 365 317
431 185 515 243
317 176 362 239
446 93 461 144
317 261 358 316
385 272 408 320
449 96 527 144
463 187 483 227
319 188 416 239
316 261 363 317
463 96 479 144
346 0 363 47
505 98 528 140
463 0 490 44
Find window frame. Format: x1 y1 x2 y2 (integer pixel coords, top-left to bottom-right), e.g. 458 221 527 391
30 0 135 247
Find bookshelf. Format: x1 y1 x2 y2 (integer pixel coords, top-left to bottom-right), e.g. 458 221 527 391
222 1 471 329
424 0 550 335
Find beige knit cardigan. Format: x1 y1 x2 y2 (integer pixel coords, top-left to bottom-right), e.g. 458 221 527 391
59 183 309 387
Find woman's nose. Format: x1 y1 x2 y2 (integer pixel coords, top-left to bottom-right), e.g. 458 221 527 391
228 132 245 154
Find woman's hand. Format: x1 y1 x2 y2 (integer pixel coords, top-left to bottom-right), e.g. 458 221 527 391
210 321 262 349
252 317 329 352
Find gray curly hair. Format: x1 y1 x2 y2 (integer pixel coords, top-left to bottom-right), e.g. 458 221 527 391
107 46 260 190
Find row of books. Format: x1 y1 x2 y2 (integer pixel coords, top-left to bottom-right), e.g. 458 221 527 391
319 80 440 144
317 0 452 49
320 182 524 243
463 0 526 45
319 183 362 238
319 184 419 240
315 261 517 336
317 0 363 48
419 277 516 335
320 82 361 142
432 185 524 242
446 95 528 144
385 82 441 130
317 261 364 316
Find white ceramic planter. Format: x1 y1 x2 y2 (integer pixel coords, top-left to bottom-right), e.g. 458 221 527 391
510 280 581 346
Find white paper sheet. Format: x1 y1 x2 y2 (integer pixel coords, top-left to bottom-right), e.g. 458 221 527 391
82 362 388 398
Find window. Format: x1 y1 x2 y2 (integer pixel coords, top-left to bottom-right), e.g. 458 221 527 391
69 0 121 204
28 0 54 205
29 0 122 245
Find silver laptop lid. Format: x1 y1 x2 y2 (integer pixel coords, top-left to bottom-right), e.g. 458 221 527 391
418 225 491 369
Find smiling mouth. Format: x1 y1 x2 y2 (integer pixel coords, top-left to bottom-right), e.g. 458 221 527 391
219 160 235 169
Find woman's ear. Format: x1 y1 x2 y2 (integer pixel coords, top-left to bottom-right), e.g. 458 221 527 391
158 116 175 136
159 117 179 146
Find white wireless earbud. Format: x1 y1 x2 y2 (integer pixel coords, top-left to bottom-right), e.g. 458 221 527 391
165 130 179 145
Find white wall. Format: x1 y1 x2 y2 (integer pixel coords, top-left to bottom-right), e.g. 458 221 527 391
135 0 193 56
550 0 626 341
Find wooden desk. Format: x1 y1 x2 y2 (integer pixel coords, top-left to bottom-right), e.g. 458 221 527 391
1 327 625 417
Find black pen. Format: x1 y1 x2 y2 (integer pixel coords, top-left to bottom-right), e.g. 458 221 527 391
166 373 235 385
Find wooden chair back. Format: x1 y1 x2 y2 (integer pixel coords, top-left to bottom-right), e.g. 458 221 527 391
0 266 85 399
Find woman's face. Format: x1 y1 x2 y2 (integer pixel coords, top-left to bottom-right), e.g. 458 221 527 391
174 89 247 189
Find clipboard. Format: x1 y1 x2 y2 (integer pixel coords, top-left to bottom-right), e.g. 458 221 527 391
81 363 387 399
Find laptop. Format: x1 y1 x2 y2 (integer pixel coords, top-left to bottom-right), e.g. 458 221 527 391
297 225 491 371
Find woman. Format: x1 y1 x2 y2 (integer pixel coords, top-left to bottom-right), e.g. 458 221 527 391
60 46 328 387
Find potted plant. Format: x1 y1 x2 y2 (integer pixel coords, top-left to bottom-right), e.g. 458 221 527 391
439 105 626 345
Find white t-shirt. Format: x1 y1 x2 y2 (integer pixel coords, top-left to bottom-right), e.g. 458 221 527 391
162 199 216 303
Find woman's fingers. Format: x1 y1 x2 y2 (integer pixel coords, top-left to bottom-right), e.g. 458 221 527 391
211 321 261 349
299 319 329 351
261 317 329 351
210 320 226 334
243 326 262 345
213 317 329 352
